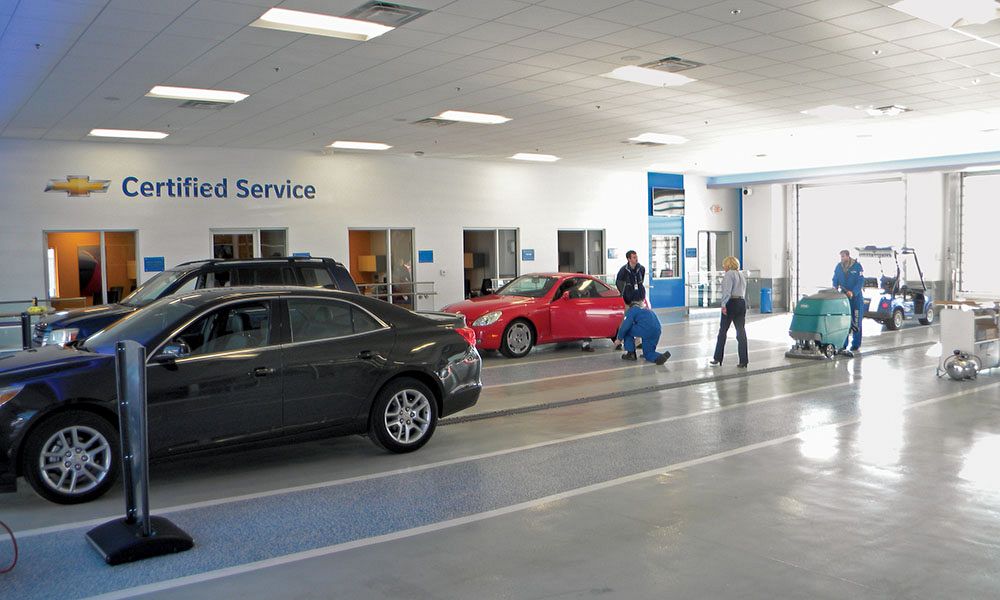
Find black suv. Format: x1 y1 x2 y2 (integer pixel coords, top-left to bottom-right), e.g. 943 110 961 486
35 257 358 346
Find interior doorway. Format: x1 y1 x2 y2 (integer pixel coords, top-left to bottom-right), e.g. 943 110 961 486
697 231 733 272
44 230 137 307
348 228 415 309
463 228 518 297
557 229 605 275
210 228 287 259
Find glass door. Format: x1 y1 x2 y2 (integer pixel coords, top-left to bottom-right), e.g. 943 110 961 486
348 228 415 308
211 228 287 259
44 230 136 306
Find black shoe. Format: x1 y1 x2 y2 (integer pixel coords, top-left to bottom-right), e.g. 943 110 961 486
737 363 748 369
709 360 722 367
614 342 623 350
581 344 594 352
655 351 671 365
839 349 854 357
622 352 637 361
636 341 643 349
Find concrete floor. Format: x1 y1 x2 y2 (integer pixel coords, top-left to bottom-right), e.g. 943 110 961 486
2 313 999 599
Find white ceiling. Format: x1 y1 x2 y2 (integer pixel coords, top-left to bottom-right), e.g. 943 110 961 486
4 0 1000 174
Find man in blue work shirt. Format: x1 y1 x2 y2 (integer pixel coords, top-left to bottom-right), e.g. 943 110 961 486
615 302 671 365
832 249 865 356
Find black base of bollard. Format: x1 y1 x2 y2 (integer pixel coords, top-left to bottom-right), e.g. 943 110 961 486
86 516 193 565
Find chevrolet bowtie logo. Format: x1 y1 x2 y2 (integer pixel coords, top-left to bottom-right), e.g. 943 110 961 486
45 175 111 197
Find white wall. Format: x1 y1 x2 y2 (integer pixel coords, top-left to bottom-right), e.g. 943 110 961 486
681 174 741 273
905 171 945 281
741 184 787 279
0 139 648 308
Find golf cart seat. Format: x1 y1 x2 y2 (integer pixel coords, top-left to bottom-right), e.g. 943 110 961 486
880 275 897 293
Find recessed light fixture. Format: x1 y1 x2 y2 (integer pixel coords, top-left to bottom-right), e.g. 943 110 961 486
731 8 742 15
88 128 169 140
872 49 882 56
510 153 559 162
754 153 767 158
629 132 689 145
329 141 392 150
603 65 696 87
250 7 393 41
432 110 511 124
972 78 981 84
146 85 248 103
889 0 998 28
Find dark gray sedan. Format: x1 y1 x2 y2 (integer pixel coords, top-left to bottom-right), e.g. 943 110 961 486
0 287 481 504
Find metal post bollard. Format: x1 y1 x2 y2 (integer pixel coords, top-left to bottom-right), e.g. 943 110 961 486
86 340 193 565
20 313 31 350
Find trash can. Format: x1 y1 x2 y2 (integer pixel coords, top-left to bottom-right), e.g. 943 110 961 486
698 284 705 307
760 287 773 314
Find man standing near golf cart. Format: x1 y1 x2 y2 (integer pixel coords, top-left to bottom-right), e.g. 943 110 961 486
832 249 864 356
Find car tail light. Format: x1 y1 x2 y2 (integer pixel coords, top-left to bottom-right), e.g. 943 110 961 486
455 326 477 348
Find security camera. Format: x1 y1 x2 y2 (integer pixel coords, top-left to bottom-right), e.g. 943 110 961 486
741 186 753 196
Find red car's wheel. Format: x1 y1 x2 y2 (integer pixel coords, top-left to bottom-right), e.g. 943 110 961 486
500 319 534 358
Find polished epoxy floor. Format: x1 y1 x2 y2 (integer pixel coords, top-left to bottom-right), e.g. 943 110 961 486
2 313 998 599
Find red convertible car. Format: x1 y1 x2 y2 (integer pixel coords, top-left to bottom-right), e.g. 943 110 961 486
442 273 626 358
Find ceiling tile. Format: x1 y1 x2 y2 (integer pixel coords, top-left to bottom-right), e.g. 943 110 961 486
461 22 536 44
685 24 763 45
865 19 942 42
643 12 721 36
737 10 815 34
508 31 585 51
789 0 881 20
775 21 853 43
723 35 798 53
589 1 677 26
438 0 527 20
550 17 631 39
496 5 581 29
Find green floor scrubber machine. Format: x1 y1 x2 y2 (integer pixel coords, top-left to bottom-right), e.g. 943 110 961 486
786 289 854 359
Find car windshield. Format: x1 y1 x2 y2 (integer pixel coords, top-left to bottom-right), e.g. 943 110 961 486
119 269 190 307
81 295 199 353
496 275 558 298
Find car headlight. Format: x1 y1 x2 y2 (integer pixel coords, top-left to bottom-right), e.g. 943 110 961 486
0 384 24 408
472 311 502 327
42 327 79 346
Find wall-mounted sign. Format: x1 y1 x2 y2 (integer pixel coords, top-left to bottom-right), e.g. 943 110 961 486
418 250 434 263
121 176 317 199
709 204 723 214
292 252 311 257
607 247 620 260
143 257 165 272
521 249 535 261
685 248 697 258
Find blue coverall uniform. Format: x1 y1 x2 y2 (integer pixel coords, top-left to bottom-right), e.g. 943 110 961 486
616 305 664 363
832 259 865 350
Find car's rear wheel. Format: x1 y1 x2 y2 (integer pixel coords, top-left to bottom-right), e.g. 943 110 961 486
500 319 534 358
919 303 934 325
368 378 437 453
21 411 119 504
886 308 904 330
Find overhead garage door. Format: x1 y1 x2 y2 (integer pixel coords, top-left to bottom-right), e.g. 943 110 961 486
960 174 1000 296
795 180 905 300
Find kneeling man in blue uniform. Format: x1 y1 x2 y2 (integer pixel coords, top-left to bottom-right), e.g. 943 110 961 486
615 302 671 365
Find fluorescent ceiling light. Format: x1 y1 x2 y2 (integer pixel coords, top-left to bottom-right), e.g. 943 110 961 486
433 110 511 124
146 85 248 103
88 128 169 140
800 105 863 119
630 132 689 145
890 0 998 28
329 141 392 150
510 153 559 162
251 7 393 41
603 66 696 87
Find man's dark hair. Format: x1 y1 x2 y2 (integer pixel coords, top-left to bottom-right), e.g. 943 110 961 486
626 250 637 260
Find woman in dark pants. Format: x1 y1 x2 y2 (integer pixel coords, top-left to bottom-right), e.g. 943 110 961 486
710 256 749 368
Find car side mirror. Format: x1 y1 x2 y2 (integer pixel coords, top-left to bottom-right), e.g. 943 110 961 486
156 339 191 362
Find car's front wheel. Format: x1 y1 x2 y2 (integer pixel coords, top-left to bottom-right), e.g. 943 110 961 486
500 319 534 358
21 411 119 504
368 378 437 453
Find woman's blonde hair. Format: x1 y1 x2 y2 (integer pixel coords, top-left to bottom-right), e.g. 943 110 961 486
722 256 740 271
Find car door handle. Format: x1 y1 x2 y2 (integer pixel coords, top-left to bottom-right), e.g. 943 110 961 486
357 350 374 360
252 367 275 377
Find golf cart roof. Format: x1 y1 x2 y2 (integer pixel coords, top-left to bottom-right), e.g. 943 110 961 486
856 245 896 258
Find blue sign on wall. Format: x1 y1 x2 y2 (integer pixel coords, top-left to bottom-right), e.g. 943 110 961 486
521 249 535 261
685 248 697 258
418 250 433 263
292 252 311 257
143 256 165 272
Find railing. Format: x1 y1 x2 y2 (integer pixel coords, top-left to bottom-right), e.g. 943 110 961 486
686 270 761 309
356 281 437 310
0 299 57 353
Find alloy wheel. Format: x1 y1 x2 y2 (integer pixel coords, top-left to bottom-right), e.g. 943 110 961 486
505 322 532 355
36 425 113 496
383 389 432 445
